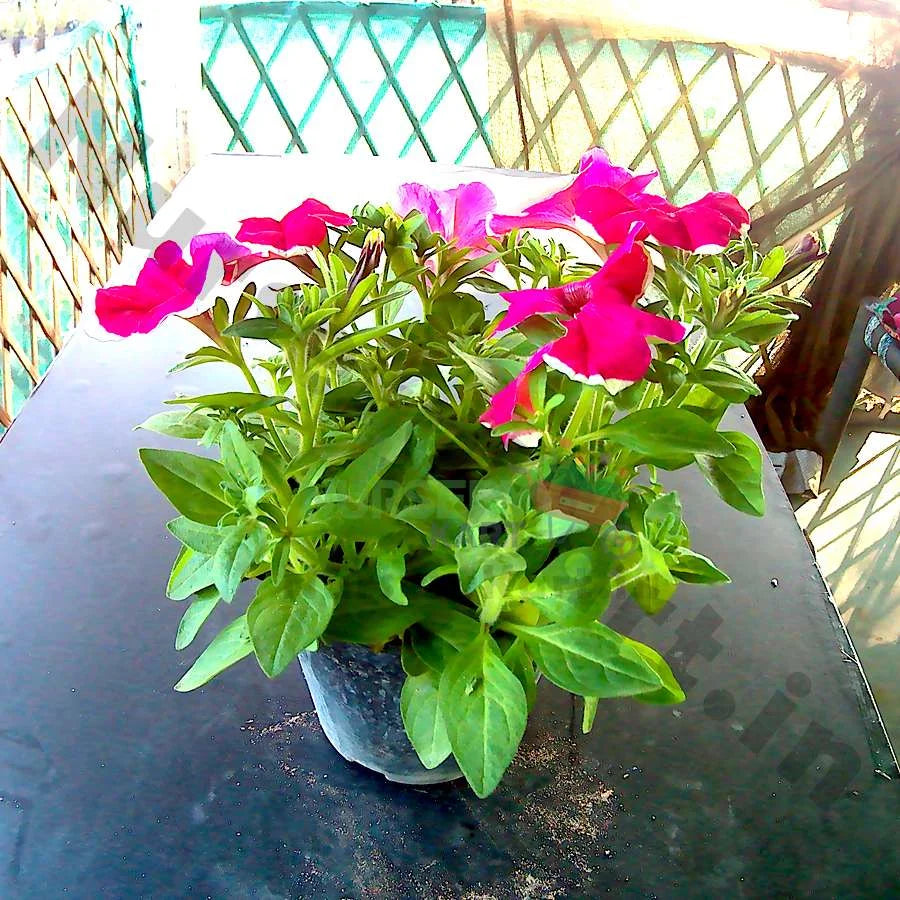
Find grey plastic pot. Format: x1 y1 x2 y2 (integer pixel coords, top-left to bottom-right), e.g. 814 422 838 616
299 641 463 785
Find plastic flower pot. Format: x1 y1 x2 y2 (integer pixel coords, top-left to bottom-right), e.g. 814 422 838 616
299 641 463 785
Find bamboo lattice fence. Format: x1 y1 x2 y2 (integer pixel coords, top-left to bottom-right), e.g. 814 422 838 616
0 13 150 431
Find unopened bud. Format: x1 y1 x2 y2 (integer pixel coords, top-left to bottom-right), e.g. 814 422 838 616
777 233 825 283
347 229 385 295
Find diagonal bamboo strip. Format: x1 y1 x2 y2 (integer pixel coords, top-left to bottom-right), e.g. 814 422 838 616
670 60 776 197
730 72 834 198
53 59 135 244
30 74 123 264
0 142 80 343
0 243 53 373
6 98 107 283
75 45 149 223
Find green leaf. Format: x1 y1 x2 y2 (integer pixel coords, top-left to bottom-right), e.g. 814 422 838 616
385 422 437 503
729 310 793 346
329 420 413 502
686 364 761 403
324 570 422 645
175 588 220 651
322 381 371 414
137 410 214 439
468 275 507 293
508 622 665 698
600 408 733 459
421 564 456 587
174 614 252 691
247 574 336 677
306 501 406 542
397 476 468 546
451 346 525 395
758 245 786 283
503 640 537 712
523 511 590 541
212 521 267 602
427 293 486 336
310 320 409 370
455 545 527 595
667 548 730 584
418 603 482 651
622 637 685 704
469 466 532 527
410 625 456 672
167 517 222 555
401 630 431 676
169 346 233 374
615 533 678 614
219 421 263 485
165 392 289 413
643 492 688 549
167 546 216 601
221 318 295 342
438 635 527 797
270 537 291 586
523 547 613 625
401 670 452 769
140 448 230 524
377 549 408 606
696 431 765 516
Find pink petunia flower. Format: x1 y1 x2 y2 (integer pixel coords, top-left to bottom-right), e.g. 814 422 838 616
575 186 749 253
492 148 655 238
492 147 749 254
236 198 353 253
483 228 687 426
95 233 246 337
396 181 496 253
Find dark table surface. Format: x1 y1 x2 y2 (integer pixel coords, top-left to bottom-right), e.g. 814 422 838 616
1 155 897 899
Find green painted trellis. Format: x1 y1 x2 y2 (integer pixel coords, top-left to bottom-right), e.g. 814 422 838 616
200 0 868 252
0 12 150 431
200 1 498 165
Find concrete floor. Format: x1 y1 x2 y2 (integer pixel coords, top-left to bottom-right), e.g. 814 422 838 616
795 424 900 743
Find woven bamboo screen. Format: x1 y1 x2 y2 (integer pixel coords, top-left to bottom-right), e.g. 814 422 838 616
0 16 150 432
199 1 873 247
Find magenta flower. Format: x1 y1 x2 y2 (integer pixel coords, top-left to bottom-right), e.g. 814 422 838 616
492 148 655 237
95 233 245 336
882 293 900 337
575 187 749 253
396 181 496 252
492 147 749 253
485 229 687 408
236 198 353 252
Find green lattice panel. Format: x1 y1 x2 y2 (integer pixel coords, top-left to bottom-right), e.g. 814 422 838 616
201 1 496 166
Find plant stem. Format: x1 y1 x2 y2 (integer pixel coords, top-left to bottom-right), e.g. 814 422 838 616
418 405 491 471
235 357 291 461
561 386 595 446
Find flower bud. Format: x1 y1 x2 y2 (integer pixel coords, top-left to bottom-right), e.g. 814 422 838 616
347 229 384 295
777 233 825 283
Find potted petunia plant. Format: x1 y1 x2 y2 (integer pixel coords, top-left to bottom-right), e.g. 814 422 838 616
96 150 803 797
